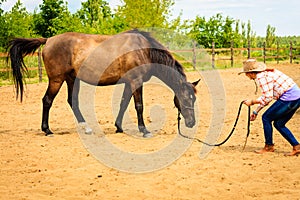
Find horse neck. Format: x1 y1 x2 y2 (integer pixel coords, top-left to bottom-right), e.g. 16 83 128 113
152 65 186 94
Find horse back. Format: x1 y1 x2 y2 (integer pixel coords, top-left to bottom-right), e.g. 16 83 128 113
42 32 111 79
77 31 155 85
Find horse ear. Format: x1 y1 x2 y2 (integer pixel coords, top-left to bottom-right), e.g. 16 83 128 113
192 79 201 87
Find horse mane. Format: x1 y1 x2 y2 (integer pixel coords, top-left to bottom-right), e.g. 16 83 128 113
126 29 186 79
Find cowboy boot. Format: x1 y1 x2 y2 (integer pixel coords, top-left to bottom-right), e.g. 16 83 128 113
255 144 275 154
285 144 300 156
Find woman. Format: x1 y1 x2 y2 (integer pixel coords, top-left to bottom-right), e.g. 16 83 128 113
239 59 300 156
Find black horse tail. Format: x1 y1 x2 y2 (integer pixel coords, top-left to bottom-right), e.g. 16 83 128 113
7 37 47 101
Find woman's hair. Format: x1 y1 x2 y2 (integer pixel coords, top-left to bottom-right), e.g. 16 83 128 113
265 69 274 72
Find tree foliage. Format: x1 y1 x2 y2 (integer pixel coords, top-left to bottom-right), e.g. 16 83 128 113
266 24 276 47
188 14 236 48
0 0 6 49
33 0 69 37
77 0 111 27
5 1 34 37
0 0 35 49
75 0 127 34
187 14 260 48
116 0 175 28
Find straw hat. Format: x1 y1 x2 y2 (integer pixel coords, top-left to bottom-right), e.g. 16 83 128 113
238 59 267 75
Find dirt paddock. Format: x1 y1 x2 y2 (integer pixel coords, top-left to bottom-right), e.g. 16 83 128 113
0 65 300 199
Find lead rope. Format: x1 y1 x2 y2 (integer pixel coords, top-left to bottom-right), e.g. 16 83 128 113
177 101 251 150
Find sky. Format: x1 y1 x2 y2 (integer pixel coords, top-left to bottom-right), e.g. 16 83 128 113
1 0 299 36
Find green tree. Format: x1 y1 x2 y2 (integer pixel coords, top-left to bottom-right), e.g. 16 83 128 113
75 0 127 34
187 15 208 47
33 0 69 37
77 0 111 27
233 19 242 47
248 21 257 47
188 13 236 48
116 0 175 29
266 24 276 48
222 16 235 47
241 22 247 47
4 0 34 37
0 0 35 50
0 0 6 50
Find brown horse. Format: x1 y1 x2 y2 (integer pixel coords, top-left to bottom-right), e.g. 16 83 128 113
7 29 199 138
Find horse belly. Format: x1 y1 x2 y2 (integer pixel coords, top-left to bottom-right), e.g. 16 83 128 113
98 71 122 86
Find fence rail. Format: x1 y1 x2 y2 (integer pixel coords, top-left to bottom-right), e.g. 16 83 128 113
172 41 300 69
0 48 43 82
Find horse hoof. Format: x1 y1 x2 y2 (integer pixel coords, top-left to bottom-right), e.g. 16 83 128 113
143 133 153 138
115 128 123 133
115 123 123 133
78 122 93 134
139 126 150 134
85 127 93 135
43 128 54 136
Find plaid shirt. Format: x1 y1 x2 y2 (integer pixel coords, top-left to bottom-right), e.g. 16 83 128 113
256 69 296 106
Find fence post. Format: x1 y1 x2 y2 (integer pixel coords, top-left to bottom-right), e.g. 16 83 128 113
38 47 42 83
290 41 293 64
247 40 251 59
230 41 234 67
212 41 215 69
263 42 266 63
192 41 196 70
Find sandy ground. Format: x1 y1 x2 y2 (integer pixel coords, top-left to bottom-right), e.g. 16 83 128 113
0 64 300 200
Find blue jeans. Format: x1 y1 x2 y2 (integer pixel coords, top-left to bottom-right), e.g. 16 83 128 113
262 98 300 146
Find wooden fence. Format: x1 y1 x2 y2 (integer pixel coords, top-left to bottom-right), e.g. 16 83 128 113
171 41 300 70
0 47 43 82
1 43 300 82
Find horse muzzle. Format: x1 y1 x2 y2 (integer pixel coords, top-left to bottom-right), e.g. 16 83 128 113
185 118 195 128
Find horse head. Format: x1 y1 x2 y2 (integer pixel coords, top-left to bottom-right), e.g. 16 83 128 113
174 79 200 128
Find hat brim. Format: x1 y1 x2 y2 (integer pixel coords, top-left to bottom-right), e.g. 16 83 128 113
238 62 267 75
238 69 264 75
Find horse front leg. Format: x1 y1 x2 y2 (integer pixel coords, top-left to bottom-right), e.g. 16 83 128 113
115 83 132 133
132 86 152 138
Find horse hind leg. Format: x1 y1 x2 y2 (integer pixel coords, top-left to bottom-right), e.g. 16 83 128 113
66 78 92 134
41 80 64 136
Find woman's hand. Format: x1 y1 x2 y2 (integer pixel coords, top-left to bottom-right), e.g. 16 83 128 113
243 99 253 106
250 113 257 121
